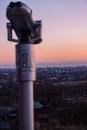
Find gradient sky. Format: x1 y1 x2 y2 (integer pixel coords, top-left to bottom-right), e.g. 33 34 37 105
0 0 87 67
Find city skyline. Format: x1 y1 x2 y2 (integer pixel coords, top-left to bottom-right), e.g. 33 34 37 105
0 0 87 67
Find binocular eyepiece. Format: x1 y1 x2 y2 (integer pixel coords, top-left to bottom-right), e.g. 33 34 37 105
9 1 23 8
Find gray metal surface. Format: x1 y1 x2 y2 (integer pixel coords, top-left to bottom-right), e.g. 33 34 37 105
19 81 34 130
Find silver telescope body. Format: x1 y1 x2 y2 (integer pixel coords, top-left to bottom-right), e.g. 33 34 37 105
6 1 42 43
6 2 42 130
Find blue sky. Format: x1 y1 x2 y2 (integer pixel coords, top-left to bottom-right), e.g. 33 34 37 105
0 0 87 67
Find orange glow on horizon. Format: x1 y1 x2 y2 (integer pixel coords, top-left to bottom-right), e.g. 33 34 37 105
36 44 87 63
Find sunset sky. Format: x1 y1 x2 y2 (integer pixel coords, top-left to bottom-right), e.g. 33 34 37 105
0 0 87 67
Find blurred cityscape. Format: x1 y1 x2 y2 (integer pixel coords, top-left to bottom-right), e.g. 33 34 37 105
0 66 87 129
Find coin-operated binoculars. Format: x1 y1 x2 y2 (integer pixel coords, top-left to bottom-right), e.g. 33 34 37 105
6 1 42 130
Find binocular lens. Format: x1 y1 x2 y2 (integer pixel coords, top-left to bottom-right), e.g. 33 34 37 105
16 1 23 7
9 2 15 8
9 1 23 8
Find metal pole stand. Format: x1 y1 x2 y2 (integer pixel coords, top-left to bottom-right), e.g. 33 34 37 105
16 43 35 130
7 22 42 130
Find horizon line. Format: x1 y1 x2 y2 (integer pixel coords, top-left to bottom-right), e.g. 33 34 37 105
0 61 87 68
